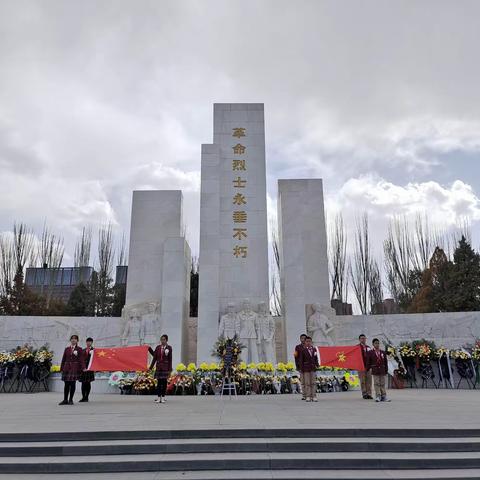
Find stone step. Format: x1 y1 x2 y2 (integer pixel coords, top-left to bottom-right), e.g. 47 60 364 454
1 451 480 473
2 427 480 442
2 471 480 480
3 437 480 456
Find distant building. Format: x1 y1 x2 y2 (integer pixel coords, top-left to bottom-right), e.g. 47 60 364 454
25 266 94 303
115 265 128 286
331 298 353 316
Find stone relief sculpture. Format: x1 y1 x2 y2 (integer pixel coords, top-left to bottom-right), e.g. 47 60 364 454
306 303 336 346
256 301 276 364
218 303 240 340
237 299 259 364
121 301 161 346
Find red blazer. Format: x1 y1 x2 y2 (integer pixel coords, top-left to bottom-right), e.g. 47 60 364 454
149 344 173 373
294 343 304 370
359 343 371 369
367 348 388 376
298 346 319 373
60 345 85 381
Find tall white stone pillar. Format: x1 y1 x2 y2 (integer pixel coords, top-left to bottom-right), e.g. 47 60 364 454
277 179 331 360
197 104 269 362
124 190 190 366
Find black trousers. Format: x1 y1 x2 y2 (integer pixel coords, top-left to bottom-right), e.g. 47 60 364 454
63 381 76 402
157 378 167 397
81 382 92 399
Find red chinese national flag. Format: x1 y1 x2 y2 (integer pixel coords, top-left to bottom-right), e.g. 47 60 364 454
316 345 365 371
87 345 150 372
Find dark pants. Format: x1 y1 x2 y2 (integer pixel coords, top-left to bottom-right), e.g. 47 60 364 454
63 381 76 402
81 382 92 400
157 378 167 397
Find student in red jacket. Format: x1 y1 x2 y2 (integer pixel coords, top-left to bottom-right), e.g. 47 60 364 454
358 334 373 400
59 335 84 405
149 334 173 404
294 334 307 400
298 336 319 402
367 338 391 402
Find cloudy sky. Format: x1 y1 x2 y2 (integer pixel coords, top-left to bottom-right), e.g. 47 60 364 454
1 0 479 269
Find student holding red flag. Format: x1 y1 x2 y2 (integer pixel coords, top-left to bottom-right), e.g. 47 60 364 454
358 334 373 400
149 334 173 404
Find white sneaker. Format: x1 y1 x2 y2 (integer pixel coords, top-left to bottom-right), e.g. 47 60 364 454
160 397 166 404
305 398 311 402
312 398 318 402
154 398 161 403
375 396 381 402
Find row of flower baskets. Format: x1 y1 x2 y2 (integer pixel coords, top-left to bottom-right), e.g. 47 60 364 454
0 345 54 366
390 340 480 362
106 364 360 395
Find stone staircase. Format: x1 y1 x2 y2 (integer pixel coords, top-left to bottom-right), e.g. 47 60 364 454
1 428 480 478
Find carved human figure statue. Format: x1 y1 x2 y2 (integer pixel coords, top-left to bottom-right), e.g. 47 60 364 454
237 299 259 364
121 302 161 346
256 301 276 363
307 303 335 346
121 308 145 346
218 303 239 340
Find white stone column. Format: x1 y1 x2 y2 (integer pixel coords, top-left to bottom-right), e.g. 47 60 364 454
197 104 269 362
125 190 191 363
125 190 183 307
277 179 330 361
161 237 191 367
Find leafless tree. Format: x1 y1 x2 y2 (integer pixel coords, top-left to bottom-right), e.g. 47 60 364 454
117 232 128 266
349 213 371 314
38 223 64 269
74 227 92 268
412 213 433 272
383 216 414 302
12 223 35 276
329 212 348 303
96 223 115 316
0 233 14 297
270 221 282 317
369 258 383 313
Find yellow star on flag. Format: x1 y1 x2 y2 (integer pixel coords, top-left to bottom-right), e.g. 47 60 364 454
98 351 107 357
336 351 347 363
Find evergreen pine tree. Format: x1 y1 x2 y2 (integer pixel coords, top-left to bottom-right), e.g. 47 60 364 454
66 282 92 316
446 236 480 311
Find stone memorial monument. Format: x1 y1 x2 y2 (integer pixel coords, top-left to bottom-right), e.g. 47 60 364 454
2 102 480 372
197 104 269 361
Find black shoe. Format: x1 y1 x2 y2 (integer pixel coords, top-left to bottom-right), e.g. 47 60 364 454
366 395 374 399
58 400 68 405
68 400 74 405
78 398 87 403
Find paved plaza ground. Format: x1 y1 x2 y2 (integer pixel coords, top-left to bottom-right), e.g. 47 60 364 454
0 389 479 433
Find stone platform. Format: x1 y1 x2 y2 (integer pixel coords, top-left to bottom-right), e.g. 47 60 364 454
0 389 478 432
1 390 480 479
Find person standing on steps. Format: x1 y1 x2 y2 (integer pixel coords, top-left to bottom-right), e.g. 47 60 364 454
59 335 84 405
367 338 391 402
298 336 319 403
358 334 373 400
79 337 95 403
149 334 173 404
294 334 307 399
